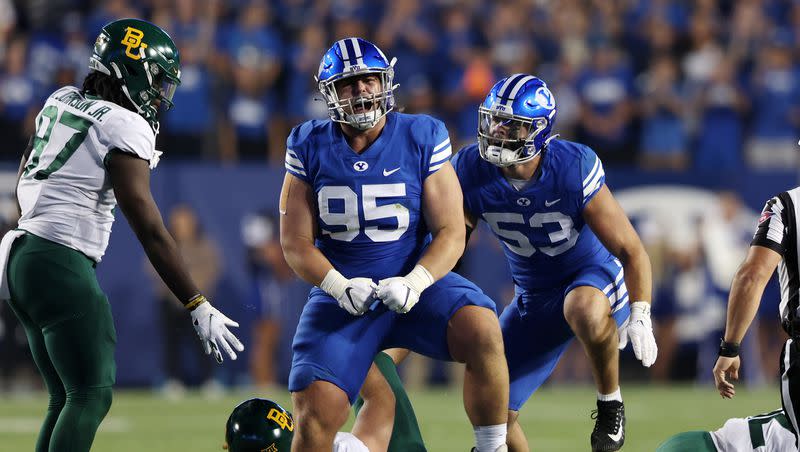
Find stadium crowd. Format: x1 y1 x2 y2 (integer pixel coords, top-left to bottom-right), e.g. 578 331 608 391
0 0 798 167
0 0 797 393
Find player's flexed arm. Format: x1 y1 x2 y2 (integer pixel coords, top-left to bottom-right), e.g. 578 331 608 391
279 172 376 315
376 162 466 313
583 184 657 367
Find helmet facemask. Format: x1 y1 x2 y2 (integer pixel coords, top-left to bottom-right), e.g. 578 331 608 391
478 107 548 167
105 58 180 134
88 20 181 134
318 62 397 130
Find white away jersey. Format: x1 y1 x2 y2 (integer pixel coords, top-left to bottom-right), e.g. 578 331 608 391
16 86 157 262
710 409 796 452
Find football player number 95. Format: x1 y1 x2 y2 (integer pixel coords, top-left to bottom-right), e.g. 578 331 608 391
318 183 410 242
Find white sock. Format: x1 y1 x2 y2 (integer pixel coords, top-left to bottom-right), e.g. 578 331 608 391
597 387 622 402
474 424 506 452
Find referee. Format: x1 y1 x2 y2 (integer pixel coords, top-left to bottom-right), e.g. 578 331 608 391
713 188 800 446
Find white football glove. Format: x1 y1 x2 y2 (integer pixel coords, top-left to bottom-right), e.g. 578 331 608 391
190 300 245 363
376 265 434 314
320 269 377 316
618 301 658 367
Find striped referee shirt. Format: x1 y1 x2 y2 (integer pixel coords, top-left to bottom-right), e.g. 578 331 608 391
752 188 800 335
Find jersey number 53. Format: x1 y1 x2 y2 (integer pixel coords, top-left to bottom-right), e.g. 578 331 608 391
484 212 579 257
318 183 409 242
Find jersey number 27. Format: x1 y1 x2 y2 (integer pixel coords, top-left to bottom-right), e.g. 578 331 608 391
24 105 92 180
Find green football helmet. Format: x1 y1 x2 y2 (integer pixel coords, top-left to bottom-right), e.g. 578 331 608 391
88 18 181 132
224 398 294 452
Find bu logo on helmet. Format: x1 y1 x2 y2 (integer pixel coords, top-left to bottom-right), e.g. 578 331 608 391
121 27 147 60
267 408 294 431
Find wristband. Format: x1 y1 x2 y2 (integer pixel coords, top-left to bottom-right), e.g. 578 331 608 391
320 269 348 299
718 339 740 358
185 294 207 311
404 265 434 294
631 301 651 316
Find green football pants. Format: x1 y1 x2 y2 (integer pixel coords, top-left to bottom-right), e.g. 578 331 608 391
354 351 427 451
6 232 116 452
655 431 717 452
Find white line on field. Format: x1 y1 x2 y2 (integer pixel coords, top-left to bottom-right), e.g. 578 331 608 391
0 417 130 433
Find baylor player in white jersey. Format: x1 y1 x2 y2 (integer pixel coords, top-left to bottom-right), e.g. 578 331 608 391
16 85 156 261
656 409 796 452
0 19 243 452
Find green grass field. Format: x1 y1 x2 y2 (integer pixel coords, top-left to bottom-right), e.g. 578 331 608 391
0 384 782 451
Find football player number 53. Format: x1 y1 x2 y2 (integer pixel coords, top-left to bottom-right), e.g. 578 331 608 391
484 212 579 257
318 183 409 242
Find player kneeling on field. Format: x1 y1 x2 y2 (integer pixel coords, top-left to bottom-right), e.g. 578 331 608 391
224 398 369 452
656 409 793 452
225 351 428 452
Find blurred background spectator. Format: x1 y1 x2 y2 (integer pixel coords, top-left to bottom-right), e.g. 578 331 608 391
147 203 222 398
0 0 797 392
241 211 310 389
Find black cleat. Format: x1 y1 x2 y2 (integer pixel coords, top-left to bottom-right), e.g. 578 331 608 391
591 400 625 451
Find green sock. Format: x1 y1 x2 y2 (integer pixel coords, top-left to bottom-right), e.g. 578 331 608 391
354 352 427 452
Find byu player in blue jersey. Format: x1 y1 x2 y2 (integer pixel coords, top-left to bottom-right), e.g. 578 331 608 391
450 75 658 452
279 38 509 452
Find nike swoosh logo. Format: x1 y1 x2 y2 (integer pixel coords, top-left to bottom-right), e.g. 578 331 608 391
608 426 623 442
383 167 401 176
345 287 358 312
544 198 561 207
400 287 410 311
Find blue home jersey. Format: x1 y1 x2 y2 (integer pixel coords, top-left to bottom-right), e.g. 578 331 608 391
451 139 612 290
284 112 452 280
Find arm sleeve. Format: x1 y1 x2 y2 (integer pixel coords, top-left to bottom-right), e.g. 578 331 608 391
425 119 452 177
751 194 788 256
580 147 605 208
284 125 311 183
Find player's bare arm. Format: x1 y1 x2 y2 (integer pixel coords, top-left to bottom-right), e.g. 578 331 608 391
582 184 652 304
279 171 333 285
109 151 200 302
418 161 466 279
583 183 657 367
280 171 377 316
452 206 479 274
109 151 243 362
713 245 781 398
